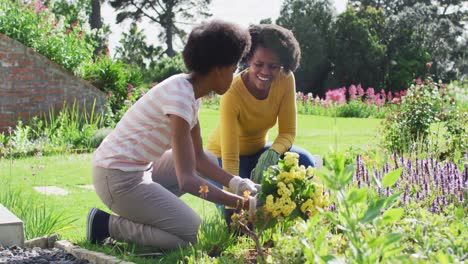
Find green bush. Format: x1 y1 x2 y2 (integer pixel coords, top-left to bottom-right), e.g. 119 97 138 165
143 53 187 83
80 56 143 119
89 127 113 148
380 77 445 154
0 0 95 74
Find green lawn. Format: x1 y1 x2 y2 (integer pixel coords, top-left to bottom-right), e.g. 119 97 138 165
0 108 382 247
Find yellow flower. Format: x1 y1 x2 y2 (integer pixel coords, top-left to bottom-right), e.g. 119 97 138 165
300 199 314 213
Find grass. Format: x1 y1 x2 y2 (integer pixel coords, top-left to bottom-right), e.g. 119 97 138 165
0 108 382 262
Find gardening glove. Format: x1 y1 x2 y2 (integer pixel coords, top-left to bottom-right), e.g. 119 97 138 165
251 149 281 183
229 176 260 196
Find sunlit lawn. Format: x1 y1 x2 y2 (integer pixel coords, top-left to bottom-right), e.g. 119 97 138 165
0 108 382 255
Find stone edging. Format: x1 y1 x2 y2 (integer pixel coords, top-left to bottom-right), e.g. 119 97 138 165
54 240 135 264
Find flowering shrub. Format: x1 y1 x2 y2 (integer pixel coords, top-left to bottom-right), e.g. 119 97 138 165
258 152 330 221
0 0 95 74
380 76 467 159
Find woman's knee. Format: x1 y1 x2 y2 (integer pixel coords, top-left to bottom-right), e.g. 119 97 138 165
184 214 202 245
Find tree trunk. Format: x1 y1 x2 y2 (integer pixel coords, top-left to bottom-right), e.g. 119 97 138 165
90 0 103 57
164 3 175 57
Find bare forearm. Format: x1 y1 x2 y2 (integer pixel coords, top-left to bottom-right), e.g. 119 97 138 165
180 174 248 209
196 155 233 187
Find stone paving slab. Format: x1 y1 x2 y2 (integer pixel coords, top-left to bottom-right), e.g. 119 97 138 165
33 186 69 195
55 240 135 264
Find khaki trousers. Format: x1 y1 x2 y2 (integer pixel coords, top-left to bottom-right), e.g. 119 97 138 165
92 150 217 249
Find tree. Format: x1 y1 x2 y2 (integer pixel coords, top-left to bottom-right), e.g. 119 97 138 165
109 0 212 57
276 0 336 95
333 7 387 89
115 22 163 68
90 0 104 56
351 0 467 83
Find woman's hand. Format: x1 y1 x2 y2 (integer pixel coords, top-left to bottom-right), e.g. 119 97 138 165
229 176 260 196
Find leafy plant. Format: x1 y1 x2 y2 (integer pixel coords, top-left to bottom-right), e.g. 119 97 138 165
80 56 143 119
0 0 95 74
312 152 405 263
0 187 76 239
380 77 444 154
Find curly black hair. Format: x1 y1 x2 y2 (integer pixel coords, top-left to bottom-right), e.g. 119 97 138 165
241 24 301 73
183 20 251 74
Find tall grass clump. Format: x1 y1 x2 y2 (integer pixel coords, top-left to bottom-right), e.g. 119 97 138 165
0 100 105 157
0 187 76 239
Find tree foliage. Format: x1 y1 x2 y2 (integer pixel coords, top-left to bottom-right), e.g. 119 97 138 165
276 0 336 95
332 7 387 89
109 0 212 57
114 22 163 69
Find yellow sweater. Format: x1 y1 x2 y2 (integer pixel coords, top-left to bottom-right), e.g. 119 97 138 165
206 69 297 175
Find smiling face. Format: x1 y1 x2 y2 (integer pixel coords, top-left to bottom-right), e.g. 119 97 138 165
246 46 282 93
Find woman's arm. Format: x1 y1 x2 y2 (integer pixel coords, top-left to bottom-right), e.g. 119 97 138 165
191 120 233 187
271 73 297 154
169 114 248 209
219 93 241 175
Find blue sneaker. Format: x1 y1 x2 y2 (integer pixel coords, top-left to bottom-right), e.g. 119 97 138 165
86 208 110 243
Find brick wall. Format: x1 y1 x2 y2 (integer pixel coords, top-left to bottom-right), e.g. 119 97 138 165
0 33 106 134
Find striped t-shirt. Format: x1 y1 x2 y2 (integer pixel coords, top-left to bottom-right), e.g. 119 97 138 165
93 74 201 171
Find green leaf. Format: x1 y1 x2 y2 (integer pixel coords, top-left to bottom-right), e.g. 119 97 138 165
383 233 402 248
347 188 367 205
436 251 450 264
360 198 386 223
382 168 403 188
382 208 404 224
384 192 401 209
314 229 327 250
321 255 337 262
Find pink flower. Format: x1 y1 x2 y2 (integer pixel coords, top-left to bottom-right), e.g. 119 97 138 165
426 62 432 68
357 84 365 97
127 84 135 91
65 29 72 34
387 91 393 100
366 87 375 99
34 0 47 13
325 88 346 105
375 98 384 107
417 78 423 85
8 126 13 135
72 20 80 28
392 98 400 104
348 84 357 100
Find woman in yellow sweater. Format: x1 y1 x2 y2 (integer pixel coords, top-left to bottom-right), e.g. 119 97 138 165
207 24 315 186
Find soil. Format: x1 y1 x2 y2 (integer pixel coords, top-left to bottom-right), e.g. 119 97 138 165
242 248 270 264
0 245 89 264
